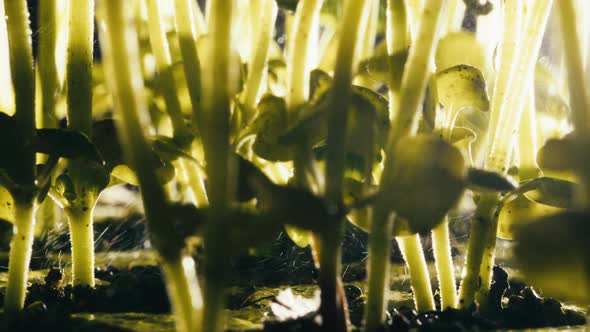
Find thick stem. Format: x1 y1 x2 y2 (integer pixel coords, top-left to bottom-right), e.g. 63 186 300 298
322 1 368 330
37 0 60 129
66 206 96 287
457 193 498 308
397 234 435 312
4 202 36 313
200 2 235 332
66 0 94 136
431 218 457 309
364 206 393 331
459 1 553 307
162 256 203 332
4 0 36 186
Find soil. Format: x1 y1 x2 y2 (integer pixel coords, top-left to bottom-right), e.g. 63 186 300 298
0 253 585 332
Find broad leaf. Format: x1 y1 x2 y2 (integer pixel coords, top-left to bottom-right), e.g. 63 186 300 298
497 194 562 240
384 135 466 234
503 177 578 209
92 119 125 170
0 185 13 224
35 128 102 162
514 211 590 304
356 49 408 87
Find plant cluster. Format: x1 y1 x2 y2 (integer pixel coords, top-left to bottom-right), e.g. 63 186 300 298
0 0 588 331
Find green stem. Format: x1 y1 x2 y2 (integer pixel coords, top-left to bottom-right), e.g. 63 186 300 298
458 193 498 308
4 0 36 186
179 158 209 207
397 234 435 312
66 0 94 136
459 1 553 308
364 206 393 331
97 4 201 332
385 0 408 120
321 1 368 330
241 0 277 113
162 256 203 332
4 202 36 313
146 0 192 146
518 89 541 181
286 0 324 113
431 218 457 309
37 0 60 129
173 0 203 128
200 2 235 332
65 205 96 287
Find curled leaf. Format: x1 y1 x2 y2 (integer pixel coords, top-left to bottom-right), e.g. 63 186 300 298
435 32 486 71
466 168 517 192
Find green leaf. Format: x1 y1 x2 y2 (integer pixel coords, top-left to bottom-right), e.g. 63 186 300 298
503 177 578 209
35 128 102 162
514 211 590 304
435 32 486 71
466 168 517 192
0 185 14 224
537 136 577 172
356 49 408 87
252 95 294 161
383 135 466 234
284 225 312 248
151 135 200 164
276 0 298 12
92 119 124 170
497 194 562 240
236 155 273 202
433 64 490 113
55 174 77 202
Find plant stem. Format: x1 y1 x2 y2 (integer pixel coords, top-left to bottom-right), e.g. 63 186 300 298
517 89 540 182
431 218 457 309
4 202 36 313
4 0 36 186
146 0 192 147
367 0 443 327
37 0 60 129
3 0 37 313
66 0 94 136
398 234 435 312
241 0 277 113
200 1 235 331
173 0 203 125
459 0 554 308
96 3 201 332
322 1 368 330
65 205 96 286
364 206 393 331
385 0 408 120
162 256 203 332
286 0 324 113
65 0 97 288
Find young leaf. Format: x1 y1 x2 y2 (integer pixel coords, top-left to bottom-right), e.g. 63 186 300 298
55 174 77 202
384 135 466 234
466 168 517 192
435 32 486 72
462 0 493 15
433 64 490 113
35 128 102 162
356 49 408 86
252 95 294 161
0 185 14 224
502 177 578 209
151 135 200 164
92 119 125 170
537 135 577 171
514 211 590 304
